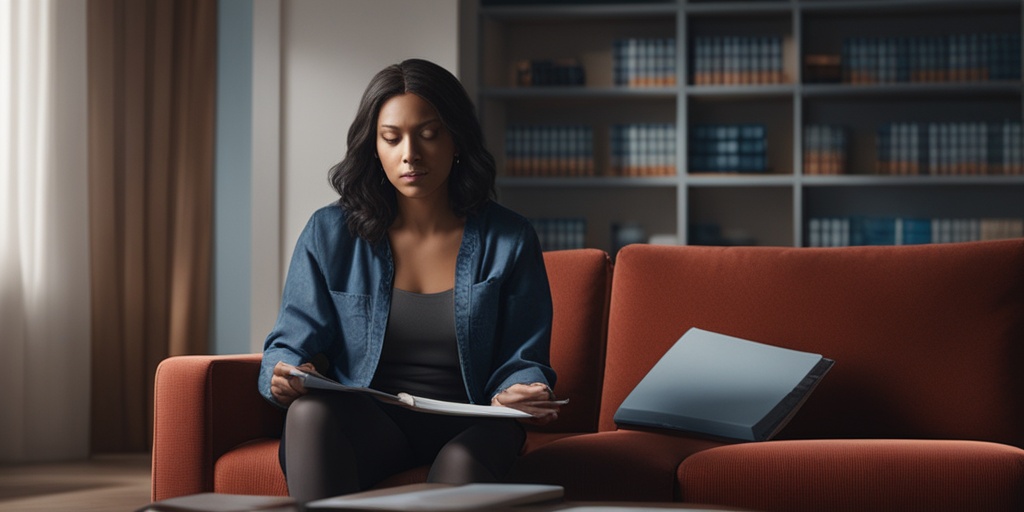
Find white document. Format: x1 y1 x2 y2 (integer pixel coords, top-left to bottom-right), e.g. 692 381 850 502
290 368 533 419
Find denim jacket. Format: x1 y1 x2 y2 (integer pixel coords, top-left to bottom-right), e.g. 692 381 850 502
258 200 555 408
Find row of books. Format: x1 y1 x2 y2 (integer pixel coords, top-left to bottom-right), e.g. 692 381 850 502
808 217 1024 247
690 124 769 173
803 125 848 175
876 121 1024 176
613 38 677 87
610 123 677 177
689 223 757 246
530 218 586 251
692 36 786 86
515 58 585 87
503 121 1021 177
504 125 595 177
842 33 1022 84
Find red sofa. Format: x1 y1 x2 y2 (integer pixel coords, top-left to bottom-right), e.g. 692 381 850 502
152 240 1024 511
151 248 613 500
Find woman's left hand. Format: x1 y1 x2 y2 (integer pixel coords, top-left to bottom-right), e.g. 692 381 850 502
492 383 562 426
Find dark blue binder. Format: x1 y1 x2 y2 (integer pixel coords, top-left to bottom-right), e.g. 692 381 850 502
614 328 834 442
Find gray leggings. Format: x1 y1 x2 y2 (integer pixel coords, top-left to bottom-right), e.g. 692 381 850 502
278 391 526 503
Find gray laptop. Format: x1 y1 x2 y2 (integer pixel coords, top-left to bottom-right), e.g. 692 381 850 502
614 327 834 442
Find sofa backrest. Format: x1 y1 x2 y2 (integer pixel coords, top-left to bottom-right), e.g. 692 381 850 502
599 240 1024 446
540 249 612 433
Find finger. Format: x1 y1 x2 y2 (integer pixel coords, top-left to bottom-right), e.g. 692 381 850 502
495 387 552 404
271 374 299 394
271 383 298 404
522 401 562 410
273 361 296 376
287 374 307 394
272 372 306 398
499 401 561 417
519 410 559 426
499 393 555 407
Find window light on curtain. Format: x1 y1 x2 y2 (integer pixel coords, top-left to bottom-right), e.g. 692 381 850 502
0 0 90 462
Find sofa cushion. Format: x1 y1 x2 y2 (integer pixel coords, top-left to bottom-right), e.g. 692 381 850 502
538 249 612 434
214 438 288 496
507 429 726 502
677 439 1024 512
601 240 1024 446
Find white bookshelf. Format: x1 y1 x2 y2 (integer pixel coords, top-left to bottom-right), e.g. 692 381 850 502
466 0 1024 250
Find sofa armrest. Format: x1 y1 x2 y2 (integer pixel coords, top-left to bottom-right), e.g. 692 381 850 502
152 354 284 501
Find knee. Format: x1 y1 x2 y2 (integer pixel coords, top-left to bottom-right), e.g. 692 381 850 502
285 393 338 432
431 442 486 484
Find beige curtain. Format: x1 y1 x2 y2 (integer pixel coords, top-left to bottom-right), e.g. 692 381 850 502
87 0 216 453
1 0 91 463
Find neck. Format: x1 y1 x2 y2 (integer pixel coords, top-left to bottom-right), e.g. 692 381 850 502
393 195 461 235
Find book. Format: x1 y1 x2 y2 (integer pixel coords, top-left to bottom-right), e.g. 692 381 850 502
290 368 538 419
137 493 298 512
610 123 676 177
614 328 834 442
843 32 1021 85
504 124 593 177
305 483 564 511
531 217 587 251
690 123 768 173
873 120 1022 176
807 216 1024 247
613 37 676 87
692 35 783 85
803 124 848 175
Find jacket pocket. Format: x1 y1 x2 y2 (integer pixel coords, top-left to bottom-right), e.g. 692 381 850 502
469 278 501 345
330 291 372 352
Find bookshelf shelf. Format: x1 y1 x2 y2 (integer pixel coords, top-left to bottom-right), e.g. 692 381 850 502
685 85 796 99
497 176 679 188
801 175 1024 187
684 2 792 15
797 0 1019 14
687 174 795 187
482 3 676 21
481 86 677 100
471 0 1024 250
800 82 1023 98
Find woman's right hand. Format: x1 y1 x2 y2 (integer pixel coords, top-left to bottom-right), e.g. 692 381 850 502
270 361 316 406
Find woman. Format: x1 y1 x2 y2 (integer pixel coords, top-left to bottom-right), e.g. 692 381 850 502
258 58 562 503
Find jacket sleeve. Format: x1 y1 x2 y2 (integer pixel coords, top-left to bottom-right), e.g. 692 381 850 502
258 214 338 407
484 221 557 399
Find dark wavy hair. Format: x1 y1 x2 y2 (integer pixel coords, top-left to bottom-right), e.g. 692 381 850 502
328 58 497 243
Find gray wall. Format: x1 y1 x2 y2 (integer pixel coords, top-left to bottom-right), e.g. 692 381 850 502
213 0 460 354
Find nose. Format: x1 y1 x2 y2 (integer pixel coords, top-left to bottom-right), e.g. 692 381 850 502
401 137 420 165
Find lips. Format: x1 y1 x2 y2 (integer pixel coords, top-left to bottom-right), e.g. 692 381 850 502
400 170 427 178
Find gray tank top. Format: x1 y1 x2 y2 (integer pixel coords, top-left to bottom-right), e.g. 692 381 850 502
370 288 468 403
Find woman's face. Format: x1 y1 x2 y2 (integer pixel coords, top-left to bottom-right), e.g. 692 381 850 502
376 93 456 202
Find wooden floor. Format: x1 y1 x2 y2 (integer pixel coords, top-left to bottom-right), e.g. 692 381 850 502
0 453 151 511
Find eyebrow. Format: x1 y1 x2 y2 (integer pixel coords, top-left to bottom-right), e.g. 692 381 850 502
379 118 442 130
